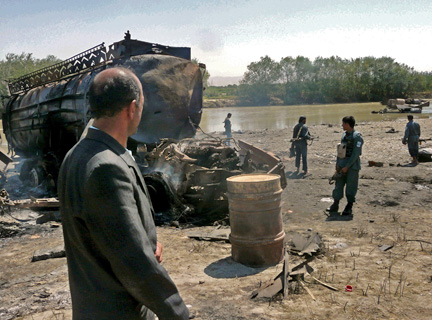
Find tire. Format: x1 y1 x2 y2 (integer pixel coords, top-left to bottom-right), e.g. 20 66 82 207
19 160 34 182
28 166 45 187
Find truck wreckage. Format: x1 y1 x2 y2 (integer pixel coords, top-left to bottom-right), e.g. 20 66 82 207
2 32 286 223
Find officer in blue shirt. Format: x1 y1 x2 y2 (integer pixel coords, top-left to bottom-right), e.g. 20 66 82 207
327 116 363 215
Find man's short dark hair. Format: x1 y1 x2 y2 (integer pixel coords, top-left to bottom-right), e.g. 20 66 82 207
407 114 414 120
89 67 141 118
227 113 232 117
342 116 355 128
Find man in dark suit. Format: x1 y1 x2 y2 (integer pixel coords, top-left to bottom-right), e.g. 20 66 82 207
58 67 189 319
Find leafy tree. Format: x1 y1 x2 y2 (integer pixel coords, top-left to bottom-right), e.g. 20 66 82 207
239 55 279 105
0 53 61 111
280 56 315 104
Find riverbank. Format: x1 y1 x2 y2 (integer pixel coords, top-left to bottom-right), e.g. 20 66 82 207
203 98 238 108
1 117 432 319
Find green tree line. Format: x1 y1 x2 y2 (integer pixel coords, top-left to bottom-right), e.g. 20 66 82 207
0 53 61 98
236 55 432 106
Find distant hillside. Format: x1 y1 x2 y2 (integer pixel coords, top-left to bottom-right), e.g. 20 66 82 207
208 76 242 86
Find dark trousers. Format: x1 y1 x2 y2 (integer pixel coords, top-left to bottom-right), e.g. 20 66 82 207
332 169 359 203
295 143 308 172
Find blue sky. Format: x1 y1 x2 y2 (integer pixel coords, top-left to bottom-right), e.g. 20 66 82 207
1 0 432 77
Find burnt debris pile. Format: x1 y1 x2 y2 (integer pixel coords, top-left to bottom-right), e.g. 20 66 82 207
137 137 286 226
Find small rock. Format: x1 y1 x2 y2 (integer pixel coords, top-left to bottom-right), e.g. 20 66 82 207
170 221 180 228
32 245 65 262
333 242 348 249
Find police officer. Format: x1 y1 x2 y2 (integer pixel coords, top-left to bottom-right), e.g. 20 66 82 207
292 116 311 174
327 116 363 215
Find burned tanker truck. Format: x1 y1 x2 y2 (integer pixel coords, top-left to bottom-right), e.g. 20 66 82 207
3 32 286 223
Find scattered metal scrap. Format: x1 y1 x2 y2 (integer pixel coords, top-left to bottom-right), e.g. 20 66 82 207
0 150 13 187
251 233 330 300
0 189 13 213
140 137 286 224
289 232 322 256
0 189 59 212
251 252 338 300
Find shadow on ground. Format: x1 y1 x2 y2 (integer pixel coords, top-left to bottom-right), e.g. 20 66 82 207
324 211 353 221
204 257 268 279
286 171 311 179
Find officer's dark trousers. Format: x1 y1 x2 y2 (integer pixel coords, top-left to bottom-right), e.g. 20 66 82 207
332 169 359 203
295 143 308 172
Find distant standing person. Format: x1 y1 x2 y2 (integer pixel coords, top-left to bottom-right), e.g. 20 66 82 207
327 116 363 216
224 113 232 146
402 114 421 164
292 116 311 174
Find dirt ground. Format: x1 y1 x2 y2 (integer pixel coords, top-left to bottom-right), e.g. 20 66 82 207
1 117 432 320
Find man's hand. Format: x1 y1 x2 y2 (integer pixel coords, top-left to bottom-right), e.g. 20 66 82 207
155 241 163 263
341 167 348 174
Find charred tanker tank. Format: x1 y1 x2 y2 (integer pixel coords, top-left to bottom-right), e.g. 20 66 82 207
2 33 286 224
2 32 204 186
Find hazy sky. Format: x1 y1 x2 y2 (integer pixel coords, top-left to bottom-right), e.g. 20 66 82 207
1 0 432 77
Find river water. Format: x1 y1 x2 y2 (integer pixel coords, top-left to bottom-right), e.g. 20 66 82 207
200 102 432 133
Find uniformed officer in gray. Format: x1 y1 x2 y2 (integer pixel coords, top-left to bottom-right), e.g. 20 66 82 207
327 116 363 215
402 114 421 164
292 115 311 174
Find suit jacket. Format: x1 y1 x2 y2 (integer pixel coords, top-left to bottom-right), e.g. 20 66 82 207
58 128 189 320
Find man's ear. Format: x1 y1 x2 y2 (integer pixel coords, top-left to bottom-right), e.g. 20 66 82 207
126 100 137 119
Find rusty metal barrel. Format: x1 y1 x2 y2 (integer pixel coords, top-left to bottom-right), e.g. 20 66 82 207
227 173 285 267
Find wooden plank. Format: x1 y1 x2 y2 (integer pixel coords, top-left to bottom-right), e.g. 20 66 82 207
299 280 316 301
310 275 339 291
12 198 60 208
283 251 289 297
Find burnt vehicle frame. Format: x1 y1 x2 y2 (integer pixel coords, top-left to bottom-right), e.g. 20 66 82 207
2 32 286 222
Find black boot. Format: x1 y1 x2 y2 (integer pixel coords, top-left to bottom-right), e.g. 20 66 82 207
326 200 339 212
342 202 353 215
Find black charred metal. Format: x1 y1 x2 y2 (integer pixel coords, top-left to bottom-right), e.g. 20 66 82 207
137 138 286 225
2 33 204 186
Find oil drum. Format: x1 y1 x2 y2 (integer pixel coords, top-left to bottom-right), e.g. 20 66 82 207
227 174 285 267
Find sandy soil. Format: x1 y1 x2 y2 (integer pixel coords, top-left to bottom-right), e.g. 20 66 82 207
1 117 432 320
